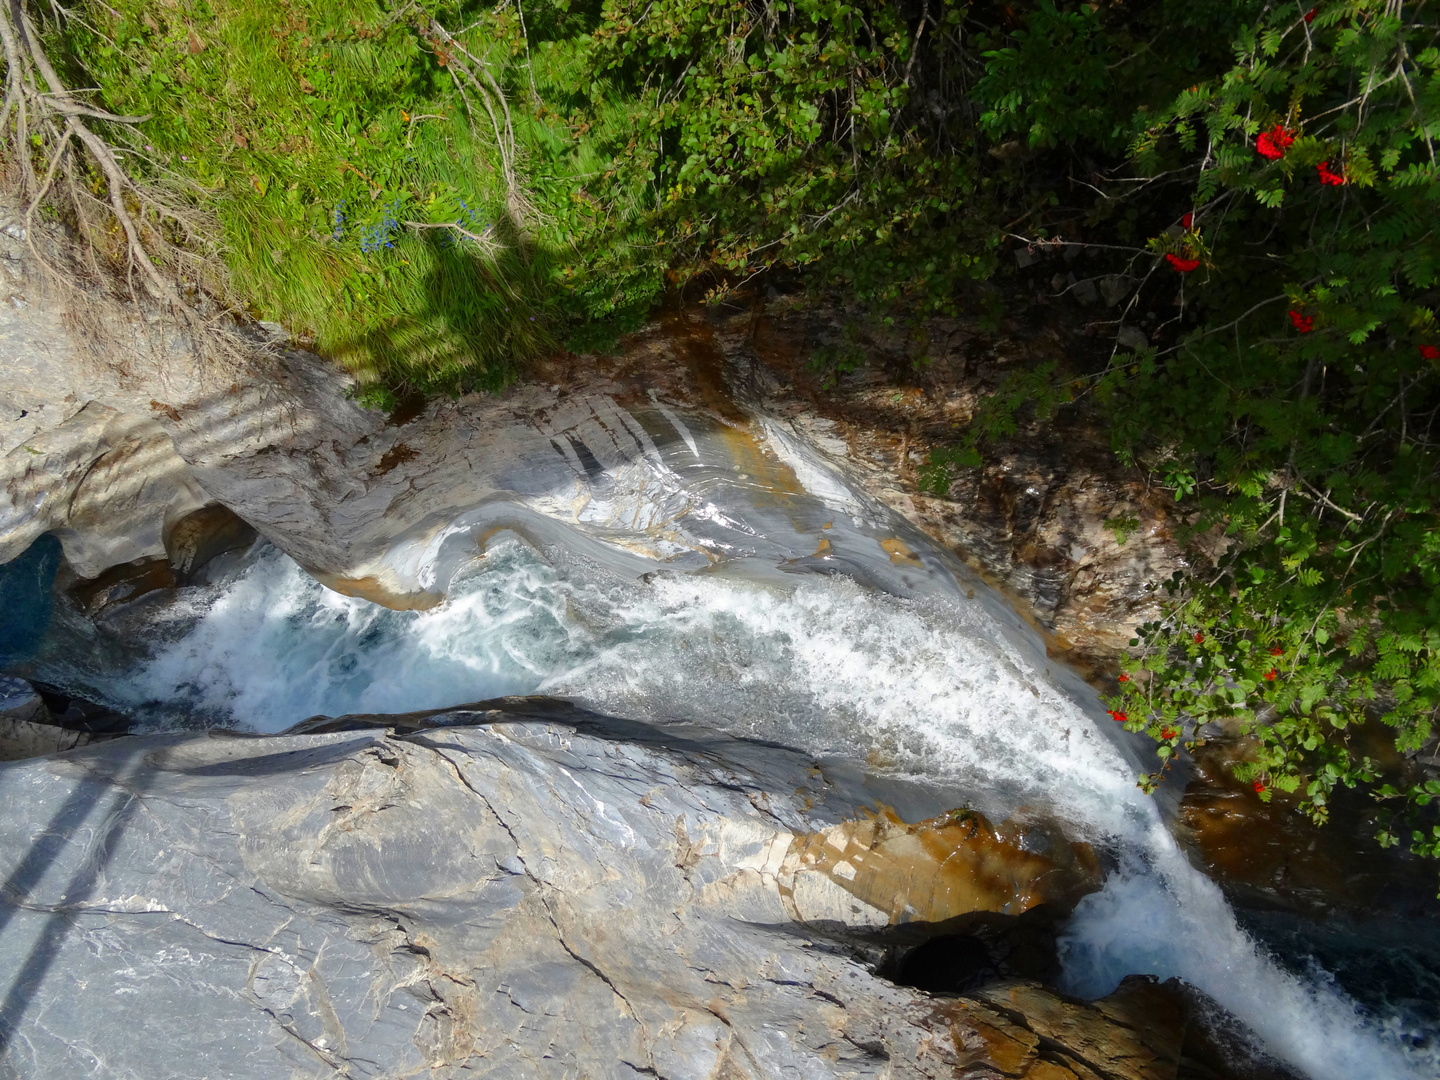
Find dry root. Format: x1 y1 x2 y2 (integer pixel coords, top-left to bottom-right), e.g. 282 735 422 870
0 0 228 326
424 13 534 233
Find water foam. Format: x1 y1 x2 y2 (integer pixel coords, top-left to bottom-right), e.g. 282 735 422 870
107 541 590 727
90 536 1433 1078
1060 837 1437 1078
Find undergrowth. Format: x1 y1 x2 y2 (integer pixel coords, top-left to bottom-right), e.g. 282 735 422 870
41 0 995 394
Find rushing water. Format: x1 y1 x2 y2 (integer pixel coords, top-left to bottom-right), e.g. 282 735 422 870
20 533 1429 1080
5 381 1435 1077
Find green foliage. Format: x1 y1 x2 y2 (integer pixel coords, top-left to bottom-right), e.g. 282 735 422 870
584 0 999 306
1104 515 1141 546
973 0 1260 152
54 0 560 390
38 0 999 393
904 0 1440 865
920 360 1069 491
807 322 871 390
1043 0 1440 858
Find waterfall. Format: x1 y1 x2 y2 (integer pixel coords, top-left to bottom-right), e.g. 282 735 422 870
68 532 1431 1080
14 389 1434 1080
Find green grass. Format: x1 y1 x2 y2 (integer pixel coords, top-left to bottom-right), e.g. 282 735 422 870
48 0 991 394
56 0 661 392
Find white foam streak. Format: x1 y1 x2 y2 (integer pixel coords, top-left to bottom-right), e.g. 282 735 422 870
110 543 589 726
1061 831 1428 1078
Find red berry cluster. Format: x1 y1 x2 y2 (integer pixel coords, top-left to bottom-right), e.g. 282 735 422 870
1256 125 1295 160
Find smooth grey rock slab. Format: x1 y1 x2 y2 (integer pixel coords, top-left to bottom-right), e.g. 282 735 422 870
0 713 994 1079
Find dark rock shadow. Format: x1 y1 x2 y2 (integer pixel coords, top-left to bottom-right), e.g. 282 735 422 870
0 743 145 1055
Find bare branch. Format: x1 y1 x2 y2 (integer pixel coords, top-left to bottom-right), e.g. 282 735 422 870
402 219 500 253
38 93 149 124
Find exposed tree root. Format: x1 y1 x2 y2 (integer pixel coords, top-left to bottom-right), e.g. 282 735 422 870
0 0 231 333
424 13 534 233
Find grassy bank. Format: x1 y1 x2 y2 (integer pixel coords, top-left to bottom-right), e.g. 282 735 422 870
36 0 997 400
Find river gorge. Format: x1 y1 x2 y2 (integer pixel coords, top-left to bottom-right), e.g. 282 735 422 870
2 209 1438 1080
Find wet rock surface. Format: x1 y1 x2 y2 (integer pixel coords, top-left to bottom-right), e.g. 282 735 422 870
690 294 1185 675
1178 737 1440 922
0 698 1282 1080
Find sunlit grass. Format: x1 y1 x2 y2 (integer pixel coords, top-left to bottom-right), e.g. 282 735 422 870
58 0 660 395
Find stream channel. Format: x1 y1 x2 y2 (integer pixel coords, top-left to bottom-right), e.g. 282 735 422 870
5 384 1438 1080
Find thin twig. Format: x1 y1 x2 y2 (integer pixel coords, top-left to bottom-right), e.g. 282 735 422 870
402 219 500 252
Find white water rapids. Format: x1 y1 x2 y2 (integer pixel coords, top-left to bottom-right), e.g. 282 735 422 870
81 535 1434 1080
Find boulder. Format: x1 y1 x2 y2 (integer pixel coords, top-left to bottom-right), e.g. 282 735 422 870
0 699 1124 1079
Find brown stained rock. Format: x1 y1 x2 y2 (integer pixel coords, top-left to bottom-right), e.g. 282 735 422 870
946 977 1193 1080
881 536 925 567
65 556 177 615
163 503 257 579
949 997 1053 1076
973 980 1180 1080
787 808 1100 926
372 441 419 476
61 505 258 617
708 298 1186 678
1179 737 1440 920
311 569 444 611
947 976 1305 1080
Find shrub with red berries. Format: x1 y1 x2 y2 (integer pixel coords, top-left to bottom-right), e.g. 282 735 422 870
954 2 1440 863
1066 1 1440 860
1255 124 1295 160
